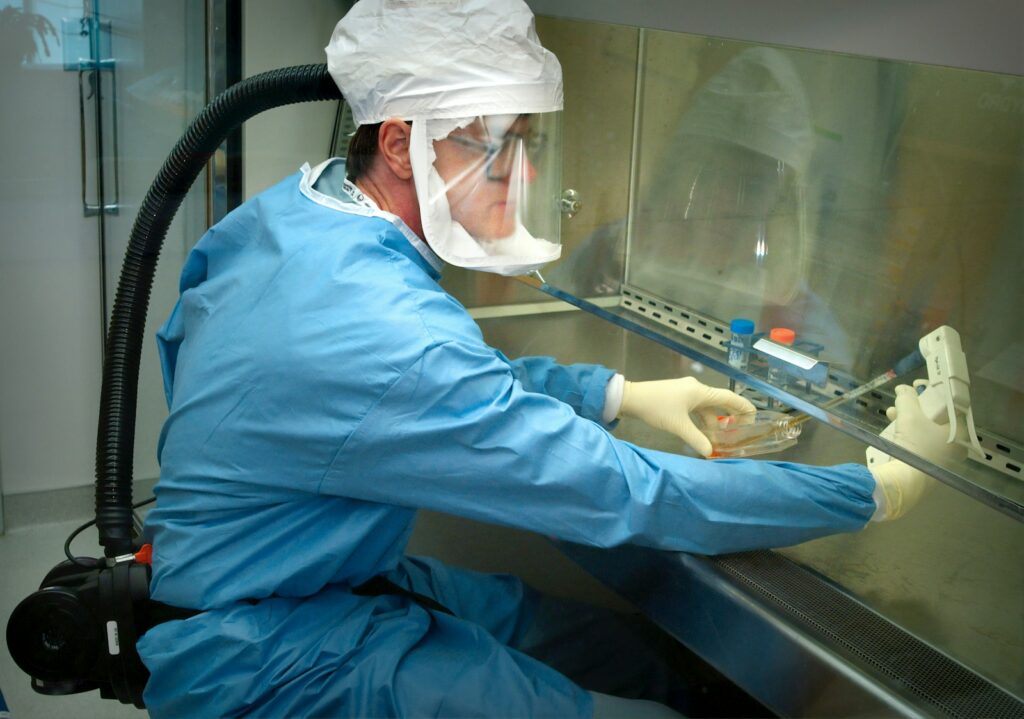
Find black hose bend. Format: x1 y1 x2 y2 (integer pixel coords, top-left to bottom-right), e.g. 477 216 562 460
96 64 342 556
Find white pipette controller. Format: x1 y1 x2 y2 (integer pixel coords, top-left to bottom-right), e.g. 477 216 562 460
866 325 984 469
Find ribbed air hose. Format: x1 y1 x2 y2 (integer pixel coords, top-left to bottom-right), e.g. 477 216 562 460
96 64 342 557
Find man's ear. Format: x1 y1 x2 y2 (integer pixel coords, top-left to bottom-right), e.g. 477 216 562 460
378 118 413 180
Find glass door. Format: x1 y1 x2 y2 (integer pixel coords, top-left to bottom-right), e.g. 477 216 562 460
0 0 207 527
95 0 208 486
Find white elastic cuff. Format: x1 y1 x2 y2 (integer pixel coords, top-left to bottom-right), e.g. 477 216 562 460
602 374 625 426
869 470 889 522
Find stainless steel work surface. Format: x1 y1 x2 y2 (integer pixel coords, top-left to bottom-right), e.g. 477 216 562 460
475 308 1024 705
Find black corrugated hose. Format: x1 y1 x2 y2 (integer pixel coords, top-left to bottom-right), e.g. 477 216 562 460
96 64 342 557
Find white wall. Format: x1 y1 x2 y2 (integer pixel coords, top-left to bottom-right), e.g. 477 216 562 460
242 0 349 199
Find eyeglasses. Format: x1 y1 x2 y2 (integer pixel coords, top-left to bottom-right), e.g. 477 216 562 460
447 130 548 180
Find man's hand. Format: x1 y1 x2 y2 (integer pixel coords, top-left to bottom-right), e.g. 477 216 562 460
618 377 756 457
867 384 968 521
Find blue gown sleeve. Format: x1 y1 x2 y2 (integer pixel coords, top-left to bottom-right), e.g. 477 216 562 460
501 354 615 425
322 340 876 555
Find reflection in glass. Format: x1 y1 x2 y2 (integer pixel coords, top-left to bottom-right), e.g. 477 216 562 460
619 31 1022 444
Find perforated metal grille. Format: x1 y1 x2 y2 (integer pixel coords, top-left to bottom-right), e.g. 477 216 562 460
620 286 729 351
714 552 1024 718
975 430 1024 479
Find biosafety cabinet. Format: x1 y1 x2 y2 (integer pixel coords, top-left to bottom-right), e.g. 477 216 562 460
442 6 1024 717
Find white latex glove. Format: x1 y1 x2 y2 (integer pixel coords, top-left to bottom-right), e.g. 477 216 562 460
867 384 968 521
618 377 756 457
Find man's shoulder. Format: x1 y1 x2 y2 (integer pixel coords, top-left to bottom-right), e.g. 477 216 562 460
378 265 485 347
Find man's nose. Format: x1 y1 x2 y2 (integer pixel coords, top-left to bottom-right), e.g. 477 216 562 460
523 152 538 183
509 145 537 184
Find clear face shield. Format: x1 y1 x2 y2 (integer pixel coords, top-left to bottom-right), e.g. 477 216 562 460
409 111 563 276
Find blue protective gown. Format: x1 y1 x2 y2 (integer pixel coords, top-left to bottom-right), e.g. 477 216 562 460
137 159 876 718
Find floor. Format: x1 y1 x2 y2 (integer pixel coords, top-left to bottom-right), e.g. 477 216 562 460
0 520 144 719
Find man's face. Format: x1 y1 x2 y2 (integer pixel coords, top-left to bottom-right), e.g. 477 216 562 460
431 115 538 240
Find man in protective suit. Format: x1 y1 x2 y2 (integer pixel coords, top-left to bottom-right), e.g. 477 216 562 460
137 1 964 716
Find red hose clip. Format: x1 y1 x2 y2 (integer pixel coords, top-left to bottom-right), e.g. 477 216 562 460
134 543 153 566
